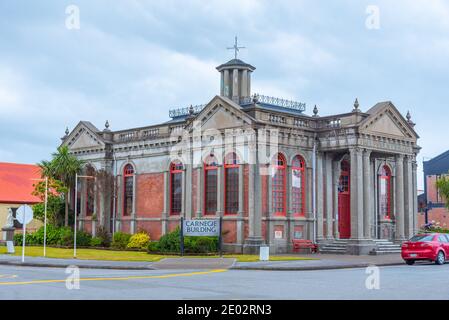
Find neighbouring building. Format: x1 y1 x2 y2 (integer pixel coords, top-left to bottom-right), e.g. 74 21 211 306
63 54 420 255
420 151 449 228
0 162 43 233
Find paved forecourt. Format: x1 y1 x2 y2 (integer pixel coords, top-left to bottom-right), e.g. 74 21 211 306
1 262 449 300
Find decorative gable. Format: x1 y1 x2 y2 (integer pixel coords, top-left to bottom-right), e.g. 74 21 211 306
360 103 417 140
65 123 105 150
194 95 254 131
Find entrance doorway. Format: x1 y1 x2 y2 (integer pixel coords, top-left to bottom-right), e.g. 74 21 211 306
338 160 351 239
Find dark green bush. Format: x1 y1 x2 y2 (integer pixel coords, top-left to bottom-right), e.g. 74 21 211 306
13 225 92 247
112 232 132 249
90 237 103 247
147 241 160 253
149 227 218 254
95 226 111 247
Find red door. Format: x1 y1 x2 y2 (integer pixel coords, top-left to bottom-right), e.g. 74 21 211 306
338 161 351 239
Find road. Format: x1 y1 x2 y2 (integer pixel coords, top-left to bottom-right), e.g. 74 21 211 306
0 262 448 300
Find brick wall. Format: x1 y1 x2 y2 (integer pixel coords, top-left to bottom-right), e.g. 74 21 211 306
136 173 164 218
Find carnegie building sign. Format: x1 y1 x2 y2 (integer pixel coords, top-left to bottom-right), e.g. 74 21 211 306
183 219 220 237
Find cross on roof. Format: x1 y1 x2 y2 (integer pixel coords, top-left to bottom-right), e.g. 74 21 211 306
227 36 246 59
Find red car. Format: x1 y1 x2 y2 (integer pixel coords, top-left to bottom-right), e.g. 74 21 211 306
402 233 449 265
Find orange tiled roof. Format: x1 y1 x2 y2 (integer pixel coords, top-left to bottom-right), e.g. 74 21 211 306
0 162 42 204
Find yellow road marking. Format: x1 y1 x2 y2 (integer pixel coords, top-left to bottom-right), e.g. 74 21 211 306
0 269 227 286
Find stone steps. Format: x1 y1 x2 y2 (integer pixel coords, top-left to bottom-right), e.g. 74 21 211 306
318 239 402 255
370 239 402 255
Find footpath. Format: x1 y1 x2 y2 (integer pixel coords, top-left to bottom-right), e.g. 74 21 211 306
0 253 405 271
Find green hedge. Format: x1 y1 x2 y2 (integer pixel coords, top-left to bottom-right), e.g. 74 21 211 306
111 232 132 249
13 225 92 247
147 227 218 254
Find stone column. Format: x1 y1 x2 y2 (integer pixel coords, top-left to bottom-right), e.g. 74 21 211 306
223 70 230 97
363 149 372 239
287 165 293 216
130 174 137 234
185 164 192 219
316 152 324 241
325 154 333 240
243 130 265 253
412 158 418 235
350 148 364 240
404 155 414 239
232 69 239 103
332 160 340 239
241 69 248 98
196 167 203 217
395 154 405 241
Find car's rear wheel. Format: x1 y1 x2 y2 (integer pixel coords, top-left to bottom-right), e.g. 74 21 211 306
435 251 445 265
405 260 415 265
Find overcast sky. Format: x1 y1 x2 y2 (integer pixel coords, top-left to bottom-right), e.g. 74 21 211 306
1 0 448 190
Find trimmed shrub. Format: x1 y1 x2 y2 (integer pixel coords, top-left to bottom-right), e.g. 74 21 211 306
95 226 111 247
127 232 150 249
149 227 218 254
112 232 132 249
90 237 103 247
147 241 160 253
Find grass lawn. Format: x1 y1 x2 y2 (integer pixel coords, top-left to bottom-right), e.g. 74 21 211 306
0 246 317 263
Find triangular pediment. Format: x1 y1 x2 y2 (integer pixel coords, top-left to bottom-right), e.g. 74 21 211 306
192 95 255 131
360 102 418 140
63 122 105 150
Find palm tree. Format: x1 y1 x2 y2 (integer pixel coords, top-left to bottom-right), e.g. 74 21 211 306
38 146 84 226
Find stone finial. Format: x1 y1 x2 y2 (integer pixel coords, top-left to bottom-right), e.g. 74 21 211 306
61 127 69 142
189 105 194 115
406 110 415 127
312 105 319 117
353 98 360 112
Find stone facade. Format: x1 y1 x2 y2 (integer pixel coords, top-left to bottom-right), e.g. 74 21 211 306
63 58 420 254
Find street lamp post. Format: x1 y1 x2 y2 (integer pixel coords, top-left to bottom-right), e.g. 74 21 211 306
74 173 95 258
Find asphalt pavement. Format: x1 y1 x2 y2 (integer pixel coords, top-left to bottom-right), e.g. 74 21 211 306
0 262 448 299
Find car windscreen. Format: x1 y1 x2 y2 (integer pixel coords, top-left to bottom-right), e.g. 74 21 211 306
409 235 434 242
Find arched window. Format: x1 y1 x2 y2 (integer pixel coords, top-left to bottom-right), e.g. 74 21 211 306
292 155 306 216
272 154 286 216
339 160 350 193
85 166 95 216
170 161 183 215
224 153 239 215
379 165 392 219
123 164 134 216
204 155 218 215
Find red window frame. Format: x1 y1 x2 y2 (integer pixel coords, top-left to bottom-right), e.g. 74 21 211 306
224 153 239 215
170 161 183 215
123 164 134 216
204 155 218 215
291 155 306 217
379 165 392 219
85 167 95 216
272 154 287 216
339 160 350 194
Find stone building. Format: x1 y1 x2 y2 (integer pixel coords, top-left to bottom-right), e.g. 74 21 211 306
62 56 420 255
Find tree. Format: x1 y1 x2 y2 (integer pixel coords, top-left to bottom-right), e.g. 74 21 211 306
436 174 449 209
31 178 66 226
38 146 84 226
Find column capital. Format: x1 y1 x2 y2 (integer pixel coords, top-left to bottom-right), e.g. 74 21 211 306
395 154 404 161
363 149 372 158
